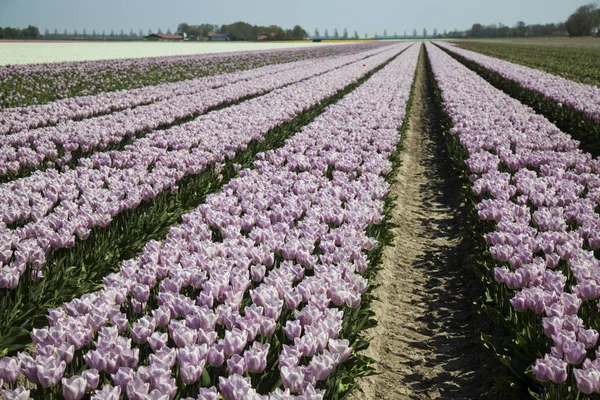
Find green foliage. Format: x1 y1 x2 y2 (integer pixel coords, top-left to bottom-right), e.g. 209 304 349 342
566 3 600 36
218 21 307 41
0 25 40 39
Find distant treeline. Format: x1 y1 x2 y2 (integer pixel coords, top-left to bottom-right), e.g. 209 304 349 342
461 2 599 38
0 25 40 39
458 22 567 39
178 21 309 41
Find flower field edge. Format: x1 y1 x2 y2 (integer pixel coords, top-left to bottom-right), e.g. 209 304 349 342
0 43 387 110
435 43 600 160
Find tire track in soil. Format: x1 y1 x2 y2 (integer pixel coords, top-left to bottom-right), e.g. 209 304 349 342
350 46 518 400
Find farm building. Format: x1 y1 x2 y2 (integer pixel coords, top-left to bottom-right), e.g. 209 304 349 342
144 33 184 40
208 32 230 41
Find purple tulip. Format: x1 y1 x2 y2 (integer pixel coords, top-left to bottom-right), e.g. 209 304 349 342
0 387 30 400
532 355 568 383
574 367 600 394
223 328 248 357
328 338 352 362
284 320 303 341
207 343 225 367
0 356 21 383
91 384 121 400
280 365 304 393
179 362 205 385
148 331 169 352
197 387 219 400
244 342 269 373
131 316 155 344
227 354 246 376
62 375 87 400
36 356 66 388
578 329 600 350
219 374 253 400
82 368 100 391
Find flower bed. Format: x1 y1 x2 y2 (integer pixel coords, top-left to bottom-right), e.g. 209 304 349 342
0 43 419 400
426 42 600 398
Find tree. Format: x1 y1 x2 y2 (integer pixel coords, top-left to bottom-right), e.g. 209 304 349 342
334 28 339 38
157 28 163 34
413 29 417 38
354 30 359 39
166 28 172 35
291 25 307 39
433 28 438 37
404 30 407 38
470 23 484 37
364 32 367 39
514 21 527 36
383 29 387 37
44 28 50 38
177 23 190 35
423 28 427 38
139 29 144 38
566 3 600 36
343 28 348 39
314 28 319 37
324 29 329 38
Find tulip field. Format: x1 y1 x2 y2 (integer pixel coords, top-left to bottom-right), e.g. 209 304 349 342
1 38 600 399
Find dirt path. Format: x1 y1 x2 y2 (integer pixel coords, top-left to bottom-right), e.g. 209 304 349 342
350 46 516 400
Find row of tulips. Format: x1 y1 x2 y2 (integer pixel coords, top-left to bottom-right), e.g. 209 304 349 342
426 42 600 397
0 45 392 181
435 42 600 123
0 44 409 287
0 43 383 135
435 42 600 160
0 43 384 110
0 43 419 400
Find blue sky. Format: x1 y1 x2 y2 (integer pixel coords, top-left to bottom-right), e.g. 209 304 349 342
0 0 592 35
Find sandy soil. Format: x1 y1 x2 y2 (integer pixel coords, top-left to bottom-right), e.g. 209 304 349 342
349 47 518 400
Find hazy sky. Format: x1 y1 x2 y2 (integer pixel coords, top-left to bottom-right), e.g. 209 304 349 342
0 0 592 36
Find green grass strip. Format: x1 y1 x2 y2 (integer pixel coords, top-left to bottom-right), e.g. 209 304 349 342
456 41 600 88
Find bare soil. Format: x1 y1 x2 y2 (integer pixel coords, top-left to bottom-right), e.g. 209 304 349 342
350 47 518 399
